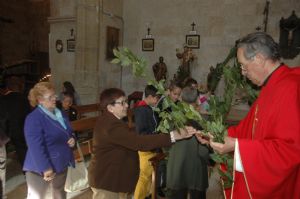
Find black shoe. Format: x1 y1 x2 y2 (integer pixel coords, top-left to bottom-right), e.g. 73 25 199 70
157 188 165 197
145 195 152 199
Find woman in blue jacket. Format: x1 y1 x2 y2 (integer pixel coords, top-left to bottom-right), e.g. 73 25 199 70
23 82 75 199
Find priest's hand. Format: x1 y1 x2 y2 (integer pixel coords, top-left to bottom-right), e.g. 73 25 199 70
195 130 213 145
210 136 236 154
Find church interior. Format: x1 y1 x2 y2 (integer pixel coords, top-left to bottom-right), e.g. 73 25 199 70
0 0 300 198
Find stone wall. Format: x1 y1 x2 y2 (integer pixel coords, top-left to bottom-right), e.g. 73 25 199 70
49 0 123 104
49 0 300 103
48 0 76 96
122 0 300 94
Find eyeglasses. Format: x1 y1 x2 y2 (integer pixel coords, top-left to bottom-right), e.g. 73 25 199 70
240 56 255 70
43 94 58 101
113 99 128 106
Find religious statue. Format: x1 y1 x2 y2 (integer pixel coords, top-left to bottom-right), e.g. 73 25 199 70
175 45 195 83
279 11 300 59
207 66 216 94
152 56 167 81
206 63 225 95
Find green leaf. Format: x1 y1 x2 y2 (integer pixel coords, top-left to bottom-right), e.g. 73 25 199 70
111 58 120 64
210 153 223 163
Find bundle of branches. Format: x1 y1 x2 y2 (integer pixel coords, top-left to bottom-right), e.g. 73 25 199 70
112 47 258 188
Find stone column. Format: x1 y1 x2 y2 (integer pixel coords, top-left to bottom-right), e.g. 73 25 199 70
48 0 76 95
74 0 101 104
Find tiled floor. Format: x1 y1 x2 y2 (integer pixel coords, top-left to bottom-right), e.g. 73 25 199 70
5 156 224 199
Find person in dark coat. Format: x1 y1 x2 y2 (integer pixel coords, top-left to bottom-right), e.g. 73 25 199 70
0 76 30 166
167 87 210 199
57 92 78 122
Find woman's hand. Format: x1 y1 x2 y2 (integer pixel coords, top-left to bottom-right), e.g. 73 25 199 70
43 168 56 181
67 137 75 147
173 126 197 140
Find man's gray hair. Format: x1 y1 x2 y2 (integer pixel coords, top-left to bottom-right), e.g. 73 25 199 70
237 32 281 61
181 87 198 104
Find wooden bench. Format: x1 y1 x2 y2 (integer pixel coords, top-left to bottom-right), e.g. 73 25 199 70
71 116 98 161
72 103 100 119
71 104 99 160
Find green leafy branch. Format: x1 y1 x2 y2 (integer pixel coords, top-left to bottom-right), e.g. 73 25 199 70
112 48 147 77
112 46 258 189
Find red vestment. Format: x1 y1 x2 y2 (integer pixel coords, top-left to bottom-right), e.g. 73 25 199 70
227 65 300 199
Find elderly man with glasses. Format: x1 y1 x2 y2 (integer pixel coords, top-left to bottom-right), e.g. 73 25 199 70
196 32 300 199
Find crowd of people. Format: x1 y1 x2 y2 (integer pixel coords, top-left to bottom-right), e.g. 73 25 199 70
0 32 299 199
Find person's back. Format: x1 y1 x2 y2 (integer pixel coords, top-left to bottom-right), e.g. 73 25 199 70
1 77 30 166
134 102 157 136
167 87 209 199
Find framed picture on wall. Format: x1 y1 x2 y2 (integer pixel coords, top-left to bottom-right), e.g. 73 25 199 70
106 26 120 60
186 34 200 49
67 39 75 52
142 39 154 51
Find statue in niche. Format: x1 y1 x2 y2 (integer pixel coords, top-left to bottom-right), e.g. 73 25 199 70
279 10 300 59
175 45 196 83
152 56 167 81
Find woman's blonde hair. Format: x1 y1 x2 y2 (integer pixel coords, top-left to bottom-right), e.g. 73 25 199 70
28 82 55 107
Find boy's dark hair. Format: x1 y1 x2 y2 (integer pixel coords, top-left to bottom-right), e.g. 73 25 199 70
144 85 159 98
184 78 198 87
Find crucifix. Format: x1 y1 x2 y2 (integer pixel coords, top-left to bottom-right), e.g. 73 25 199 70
263 0 270 32
147 27 151 36
191 22 196 31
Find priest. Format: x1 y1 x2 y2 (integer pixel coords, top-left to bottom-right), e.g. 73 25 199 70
197 32 300 199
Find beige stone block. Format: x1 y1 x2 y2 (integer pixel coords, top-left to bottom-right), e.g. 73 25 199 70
237 3 257 15
103 0 123 16
207 17 225 36
224 0 236 4
50 0 76 17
